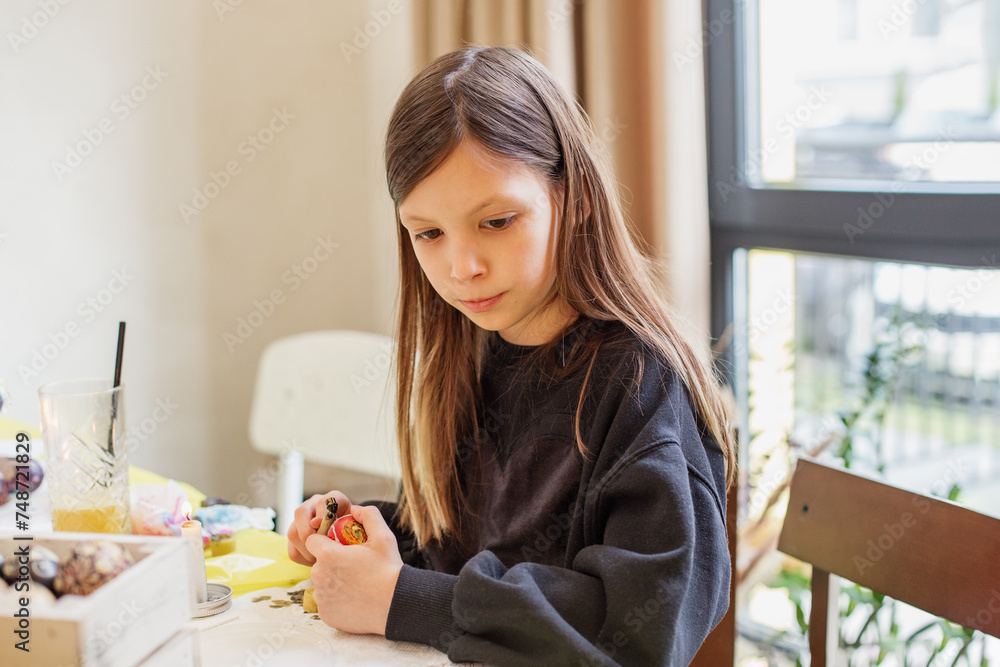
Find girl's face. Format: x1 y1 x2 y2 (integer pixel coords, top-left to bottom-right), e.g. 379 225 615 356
399 140 578 346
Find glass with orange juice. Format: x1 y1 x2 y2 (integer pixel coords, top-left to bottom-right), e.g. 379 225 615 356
38 379 131 534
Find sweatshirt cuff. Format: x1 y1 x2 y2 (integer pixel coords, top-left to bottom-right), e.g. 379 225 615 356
385 564 462 652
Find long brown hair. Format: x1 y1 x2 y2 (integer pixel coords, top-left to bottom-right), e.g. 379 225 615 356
384 46 736 546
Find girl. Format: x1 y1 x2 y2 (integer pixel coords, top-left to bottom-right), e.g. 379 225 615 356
287 45 736 666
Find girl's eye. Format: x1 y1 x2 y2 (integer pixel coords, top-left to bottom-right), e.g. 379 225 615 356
483 216 515 230
412 216 514 242
414 229 442 242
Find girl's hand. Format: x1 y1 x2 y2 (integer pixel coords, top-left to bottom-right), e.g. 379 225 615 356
286 491 353 566
304 504 403 635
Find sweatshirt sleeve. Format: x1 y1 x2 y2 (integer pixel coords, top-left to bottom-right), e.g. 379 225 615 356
385 439 730 666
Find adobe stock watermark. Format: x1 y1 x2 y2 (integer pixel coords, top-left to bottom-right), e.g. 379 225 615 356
123 397 179 454
7 0 72 54
340 0 404 63
180 107 295 224
90 599 144 656
213 0 246 22
598 116 628 145
926 457 973 499
230 439 301 507
946 255 997 310
17 268 134 383
672 1 747 73
853 459 969 575
844 126 959 243
748 466 788 517
237 621 299 666
853 494 931 576
748 289 793 346
436 606 478 653
545 0 583 27
51 65 168 183
966 589 1000 634
578 578 677 666
877 0 932 40
726 288 795 363
717 87 833 202
349 339 394 395
222 236 340 352
456 408 508 466
519 507 573 562
775 85 833 139
852 457 972 577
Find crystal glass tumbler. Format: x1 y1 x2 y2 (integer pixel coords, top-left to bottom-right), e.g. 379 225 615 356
38 379 131 533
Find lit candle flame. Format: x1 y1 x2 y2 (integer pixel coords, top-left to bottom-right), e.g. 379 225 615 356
181 501 192 522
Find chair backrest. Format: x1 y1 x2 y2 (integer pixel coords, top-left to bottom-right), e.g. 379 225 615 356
778 457 1000 666
690 467 738 666
249 330 401 481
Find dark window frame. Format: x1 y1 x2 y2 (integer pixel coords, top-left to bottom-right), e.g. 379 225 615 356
707 0 1000 379
703 5 1000 660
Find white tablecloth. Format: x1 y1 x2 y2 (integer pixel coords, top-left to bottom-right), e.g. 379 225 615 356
188 579 472 666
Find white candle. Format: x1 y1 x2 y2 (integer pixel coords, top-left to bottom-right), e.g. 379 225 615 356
181 518 209 604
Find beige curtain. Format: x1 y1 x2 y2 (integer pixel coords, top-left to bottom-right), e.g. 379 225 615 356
411 0 712 337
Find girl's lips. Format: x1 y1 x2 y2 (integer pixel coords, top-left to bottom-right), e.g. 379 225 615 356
460 292 505 313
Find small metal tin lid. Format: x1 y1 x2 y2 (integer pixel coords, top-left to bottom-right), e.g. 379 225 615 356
194 583 233 618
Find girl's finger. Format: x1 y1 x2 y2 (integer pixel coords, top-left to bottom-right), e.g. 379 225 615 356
305 532 340 560
286 524 316 565
287 490 355 563
317 491 354 520
351 504 391 543
289 493 331 562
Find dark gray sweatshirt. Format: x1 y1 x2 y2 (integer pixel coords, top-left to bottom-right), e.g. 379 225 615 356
383 319 730 666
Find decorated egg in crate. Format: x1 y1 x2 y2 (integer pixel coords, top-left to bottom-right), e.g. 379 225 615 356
54 540 135 597
0 457 44 495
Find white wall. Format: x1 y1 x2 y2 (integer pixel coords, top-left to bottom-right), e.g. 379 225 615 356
1 0 413 505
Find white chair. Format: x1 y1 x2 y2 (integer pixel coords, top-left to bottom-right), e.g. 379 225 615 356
249 330 401 534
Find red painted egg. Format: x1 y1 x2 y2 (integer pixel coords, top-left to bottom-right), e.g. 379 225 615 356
327 514 368 545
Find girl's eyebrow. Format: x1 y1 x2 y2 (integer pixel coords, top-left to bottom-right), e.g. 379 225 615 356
403 196 519 225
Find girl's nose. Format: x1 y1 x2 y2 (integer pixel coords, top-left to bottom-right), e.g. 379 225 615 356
449 241 487 281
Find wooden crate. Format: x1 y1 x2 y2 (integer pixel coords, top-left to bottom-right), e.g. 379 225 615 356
0 532 197 667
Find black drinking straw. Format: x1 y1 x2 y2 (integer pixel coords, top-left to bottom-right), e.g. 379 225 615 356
109 322 126 453
113 322 126 389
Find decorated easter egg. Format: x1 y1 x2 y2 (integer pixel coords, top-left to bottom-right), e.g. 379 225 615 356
0 457 44 495
29 545 59 592
0 551 15 585
327 514 368 545
53 540 135 596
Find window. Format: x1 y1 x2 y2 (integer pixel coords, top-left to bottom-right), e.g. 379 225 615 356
707 0 1000 663
757 0 1000 185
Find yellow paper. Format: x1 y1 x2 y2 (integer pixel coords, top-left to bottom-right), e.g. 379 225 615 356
206 528 312 597
0 417 42 440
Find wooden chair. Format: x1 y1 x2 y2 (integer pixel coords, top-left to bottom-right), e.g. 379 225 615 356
777 457 1000 666
690 473 738 666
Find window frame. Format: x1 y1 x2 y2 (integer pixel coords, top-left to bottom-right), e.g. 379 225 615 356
707 0 1000 379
